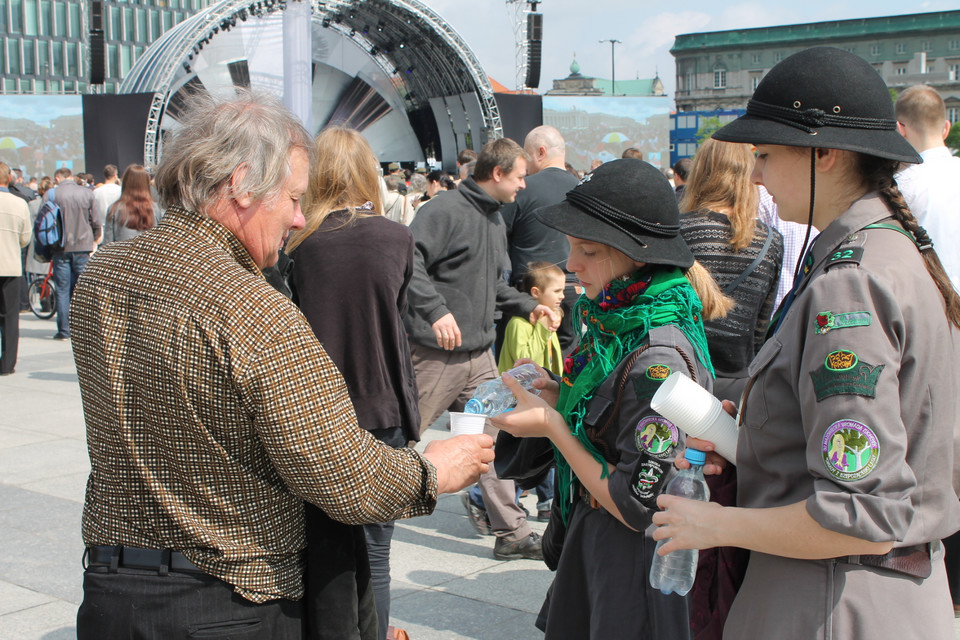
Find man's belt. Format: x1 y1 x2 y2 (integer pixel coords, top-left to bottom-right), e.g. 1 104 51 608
85 545 205 574
841 542 936 579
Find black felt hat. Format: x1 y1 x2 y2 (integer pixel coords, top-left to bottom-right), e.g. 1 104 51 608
534 158 694 268
713 47 921 163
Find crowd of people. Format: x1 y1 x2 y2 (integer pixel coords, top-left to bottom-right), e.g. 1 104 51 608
2 44 958 640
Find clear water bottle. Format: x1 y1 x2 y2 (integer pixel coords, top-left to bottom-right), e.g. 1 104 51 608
649 448 710 596
464 363 542 416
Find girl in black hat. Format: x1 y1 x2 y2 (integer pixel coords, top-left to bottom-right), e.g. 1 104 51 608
650 47 960 638
491 157 731 639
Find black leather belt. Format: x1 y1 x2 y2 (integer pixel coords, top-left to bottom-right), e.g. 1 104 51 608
841 542 936 579
85 545 205 574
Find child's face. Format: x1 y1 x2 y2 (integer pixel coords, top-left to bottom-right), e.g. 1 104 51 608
533 274 566 312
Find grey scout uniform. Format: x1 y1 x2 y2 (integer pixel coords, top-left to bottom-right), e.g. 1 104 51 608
546 324 712 640
726 193 960 639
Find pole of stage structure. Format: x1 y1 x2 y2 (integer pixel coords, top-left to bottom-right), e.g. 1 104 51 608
283 0 313 132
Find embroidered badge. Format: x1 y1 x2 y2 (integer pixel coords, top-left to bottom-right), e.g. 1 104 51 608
815 311 872 335
827 246 864 265
634 416 679 458
809 350 885 401
821 419 880 481
633 364 672 401
629 454 669 509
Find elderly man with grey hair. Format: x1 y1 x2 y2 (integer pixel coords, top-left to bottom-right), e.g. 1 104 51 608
72 92 493 639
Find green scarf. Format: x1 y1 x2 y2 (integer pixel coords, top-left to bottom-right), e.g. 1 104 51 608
554 267 713 525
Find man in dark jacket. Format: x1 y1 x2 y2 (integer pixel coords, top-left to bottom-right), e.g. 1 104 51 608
405 138 555 560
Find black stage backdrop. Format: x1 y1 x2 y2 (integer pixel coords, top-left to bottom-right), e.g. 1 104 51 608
82 93 154 176
494 93 542 145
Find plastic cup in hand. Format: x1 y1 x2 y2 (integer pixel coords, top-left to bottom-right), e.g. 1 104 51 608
449 412 487 436
650 372 739 464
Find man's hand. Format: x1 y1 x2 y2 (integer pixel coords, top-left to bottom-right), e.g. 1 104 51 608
423 434 495 494
529 304 560 331
432 313 462 351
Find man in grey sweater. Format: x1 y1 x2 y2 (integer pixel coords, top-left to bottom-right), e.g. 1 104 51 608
405 138 556 560
50 167 99 340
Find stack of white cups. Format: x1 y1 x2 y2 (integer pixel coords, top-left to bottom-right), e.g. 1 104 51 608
448 412 487 436
650 372 739 464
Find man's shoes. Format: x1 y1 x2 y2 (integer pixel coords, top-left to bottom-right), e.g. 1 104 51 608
53 333 69 340
461 493 491 536
494 531 543 561
536 509 551 522
0 370 13 376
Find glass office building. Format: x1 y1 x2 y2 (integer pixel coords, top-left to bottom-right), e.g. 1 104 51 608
0 0 214 95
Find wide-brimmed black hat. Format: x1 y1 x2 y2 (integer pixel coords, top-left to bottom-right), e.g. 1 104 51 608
535 158 694 268
713 47 921 163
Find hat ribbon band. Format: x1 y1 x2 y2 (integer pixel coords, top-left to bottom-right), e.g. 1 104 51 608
746 99 897 135
565 190 680 246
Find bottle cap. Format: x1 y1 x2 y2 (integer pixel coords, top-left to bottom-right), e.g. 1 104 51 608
684 448 706 466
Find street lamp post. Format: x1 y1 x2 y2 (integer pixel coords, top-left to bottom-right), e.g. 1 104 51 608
599 38 621 96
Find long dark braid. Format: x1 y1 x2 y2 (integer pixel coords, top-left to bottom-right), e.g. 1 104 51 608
860 154 960 328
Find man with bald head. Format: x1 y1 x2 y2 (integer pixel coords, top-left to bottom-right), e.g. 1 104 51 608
500 125 580 354
895 84 960 290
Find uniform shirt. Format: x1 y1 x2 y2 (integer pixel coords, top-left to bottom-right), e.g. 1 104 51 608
72 205 438 603
740 193 960 545
896 146 960 291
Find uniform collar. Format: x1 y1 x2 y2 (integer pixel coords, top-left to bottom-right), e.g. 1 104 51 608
807 192 890 265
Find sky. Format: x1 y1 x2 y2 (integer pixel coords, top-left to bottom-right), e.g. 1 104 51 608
419 0 958 98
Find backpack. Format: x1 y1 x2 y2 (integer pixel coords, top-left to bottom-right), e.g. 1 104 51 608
33 188 64 262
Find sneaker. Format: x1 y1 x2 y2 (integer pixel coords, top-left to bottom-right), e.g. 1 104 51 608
461 493 491 536
53 333 70 340
536 509 551 522
494 531 543 561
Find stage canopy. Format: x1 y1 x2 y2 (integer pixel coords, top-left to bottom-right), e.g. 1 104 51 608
120 0 503 171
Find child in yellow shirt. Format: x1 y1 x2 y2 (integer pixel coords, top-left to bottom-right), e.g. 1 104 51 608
498 261 566 376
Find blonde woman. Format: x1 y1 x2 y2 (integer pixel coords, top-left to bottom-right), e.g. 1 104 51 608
286 127 417 640
679 138 784 391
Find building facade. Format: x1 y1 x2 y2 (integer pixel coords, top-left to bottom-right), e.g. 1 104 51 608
672 11 960 121
1 0 213 95
547 57 665 97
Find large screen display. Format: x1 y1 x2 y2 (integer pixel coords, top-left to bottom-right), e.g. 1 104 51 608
0 95 85 180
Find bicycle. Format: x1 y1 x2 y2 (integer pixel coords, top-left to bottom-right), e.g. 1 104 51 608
28 262 57 320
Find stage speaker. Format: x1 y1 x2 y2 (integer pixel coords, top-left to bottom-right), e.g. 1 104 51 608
91 0 103 29
90 30 105 84
526 13 543 41
525 40 542 88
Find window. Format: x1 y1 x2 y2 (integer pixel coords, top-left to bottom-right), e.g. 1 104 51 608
136 8 146 42
679 142 698 157
951 39 960 51
774 52 783 62
948 107 959 124
896 43 906 54
120 44 132 76
927 65 935 74
751 53 760 65
68 2 80 38
37 39 47 75
107 44 117 78
22 38 34 74
149 10 159 40
7 40 21 73
950 64 960 81
66 40 78 76
123 7 134 40
713 68 726 89
896 65 907 75
110 7 121 40
10 0 23 33
751 74 762 91
162 12 172 31
24 0 38 35
871 44 880 56
55 1 65 34
922 41 932 52
51 40 62 75
40 0 51 35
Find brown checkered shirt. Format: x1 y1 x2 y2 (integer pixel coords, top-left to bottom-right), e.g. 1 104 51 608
72 205 438 602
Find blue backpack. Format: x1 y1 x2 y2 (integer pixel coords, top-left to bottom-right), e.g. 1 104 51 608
33 188 64 262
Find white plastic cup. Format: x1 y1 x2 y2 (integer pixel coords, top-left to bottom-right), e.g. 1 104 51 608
650 371 739 464
448 412 488 436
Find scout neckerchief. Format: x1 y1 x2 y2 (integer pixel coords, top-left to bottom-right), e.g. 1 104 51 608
555 266 714 525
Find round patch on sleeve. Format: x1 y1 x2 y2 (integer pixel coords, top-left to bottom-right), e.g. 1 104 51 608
635 416 679 458
821 419 880 481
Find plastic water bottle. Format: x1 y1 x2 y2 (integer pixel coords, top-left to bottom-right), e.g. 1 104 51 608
649 448 710 596
464 363 541 416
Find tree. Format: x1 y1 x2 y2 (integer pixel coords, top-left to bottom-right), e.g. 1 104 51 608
946 122 960 154
696 116 723 143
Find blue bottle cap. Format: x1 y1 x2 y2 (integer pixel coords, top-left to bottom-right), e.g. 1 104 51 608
684 448 706 466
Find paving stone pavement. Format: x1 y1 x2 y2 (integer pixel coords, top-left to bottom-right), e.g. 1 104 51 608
3 313 958 639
